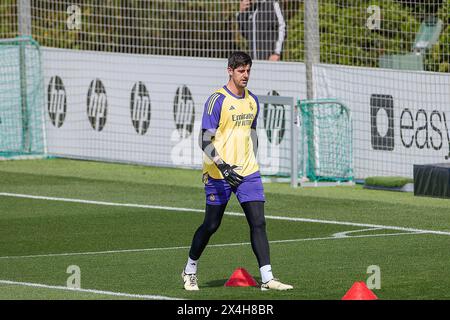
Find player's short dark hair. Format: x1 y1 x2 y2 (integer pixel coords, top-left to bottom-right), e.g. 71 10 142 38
228 51 252 69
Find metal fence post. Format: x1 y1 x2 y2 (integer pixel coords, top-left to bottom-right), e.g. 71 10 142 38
290 100 299 188
305 0 320 100
18 0 32 152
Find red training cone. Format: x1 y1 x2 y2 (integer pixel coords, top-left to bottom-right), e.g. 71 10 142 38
224 267 258 287
342 281 378 300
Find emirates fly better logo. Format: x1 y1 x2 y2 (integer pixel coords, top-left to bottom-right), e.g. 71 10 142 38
87 78 108 131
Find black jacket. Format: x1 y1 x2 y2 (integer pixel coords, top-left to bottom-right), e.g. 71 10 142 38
237 0 286 60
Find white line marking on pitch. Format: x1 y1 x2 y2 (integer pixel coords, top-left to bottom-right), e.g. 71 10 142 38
0 280 184 300
0 229 422 260
1 192 449 236
332 228 384 238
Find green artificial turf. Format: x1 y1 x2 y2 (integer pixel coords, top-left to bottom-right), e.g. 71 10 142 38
1 159 449 300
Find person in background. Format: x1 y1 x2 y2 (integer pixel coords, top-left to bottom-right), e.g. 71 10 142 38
237 0 287 61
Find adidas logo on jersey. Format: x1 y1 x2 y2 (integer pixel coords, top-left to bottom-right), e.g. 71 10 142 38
229 105 236 111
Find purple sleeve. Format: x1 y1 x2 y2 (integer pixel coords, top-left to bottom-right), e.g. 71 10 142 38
249 92 260 129
201 93 225 130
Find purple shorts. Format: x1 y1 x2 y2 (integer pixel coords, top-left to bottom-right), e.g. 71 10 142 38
204 171 265 205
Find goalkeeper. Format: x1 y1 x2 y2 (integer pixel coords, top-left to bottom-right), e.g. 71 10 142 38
181 51 293 292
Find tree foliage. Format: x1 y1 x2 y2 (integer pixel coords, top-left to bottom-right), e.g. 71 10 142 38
0 0 448 72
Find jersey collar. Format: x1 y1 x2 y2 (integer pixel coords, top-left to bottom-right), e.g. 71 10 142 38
223 85 246 99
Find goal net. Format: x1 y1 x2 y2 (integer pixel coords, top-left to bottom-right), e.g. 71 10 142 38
300 99 353 182
0 36 45 158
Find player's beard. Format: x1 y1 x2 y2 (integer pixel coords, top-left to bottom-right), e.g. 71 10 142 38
235 77 248 89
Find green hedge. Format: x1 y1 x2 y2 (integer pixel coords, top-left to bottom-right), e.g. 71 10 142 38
365 176 413 188
0 0 17 39
427 0 450 72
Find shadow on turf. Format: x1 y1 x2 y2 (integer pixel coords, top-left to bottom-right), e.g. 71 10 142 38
204 277 263 288
204 279 226 288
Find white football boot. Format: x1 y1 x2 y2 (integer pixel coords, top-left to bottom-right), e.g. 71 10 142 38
181 271 199 291
261 278 293 291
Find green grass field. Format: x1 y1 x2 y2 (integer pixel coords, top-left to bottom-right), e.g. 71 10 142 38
1 158 450 300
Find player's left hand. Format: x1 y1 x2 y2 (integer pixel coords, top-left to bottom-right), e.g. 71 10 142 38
217 162 244 187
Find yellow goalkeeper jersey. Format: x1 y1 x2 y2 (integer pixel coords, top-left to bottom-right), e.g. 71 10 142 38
201 85 260 179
